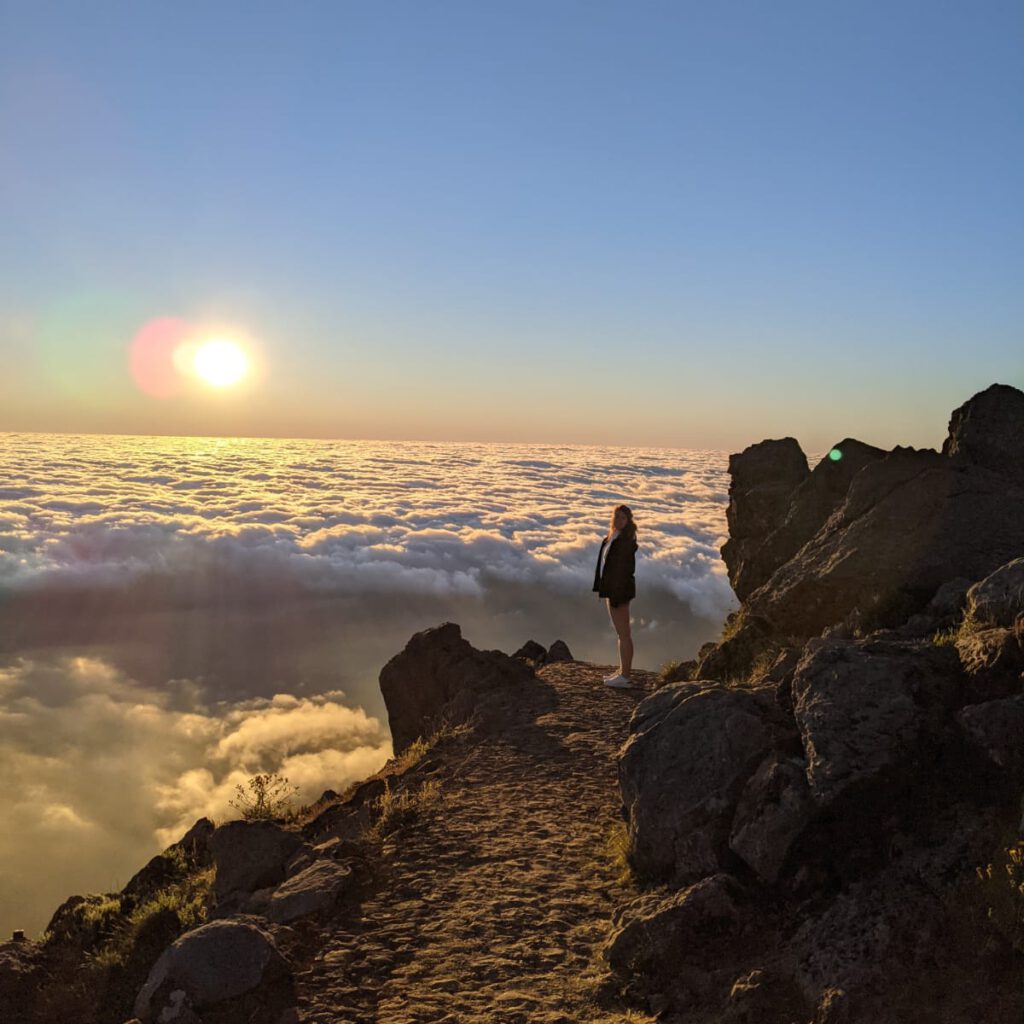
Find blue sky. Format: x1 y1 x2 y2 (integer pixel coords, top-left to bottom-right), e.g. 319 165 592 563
1 1 1021 451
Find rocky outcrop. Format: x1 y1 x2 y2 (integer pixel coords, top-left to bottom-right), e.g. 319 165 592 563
721 438 809 601
610 385 1024 1023
731 437 887 601
943 382 1024 480
379 621 535 755
747 448 1024 637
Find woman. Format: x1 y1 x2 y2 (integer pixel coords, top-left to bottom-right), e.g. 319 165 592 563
593 504 638 689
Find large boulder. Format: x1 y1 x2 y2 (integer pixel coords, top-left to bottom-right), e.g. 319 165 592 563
942 382 1024 481
619 682 790 882
791 638 962 808
379 622 534 755
133 917 292 1023
721 438 810 600
746 447 1024 637
209 820 306 907
731 438 887 601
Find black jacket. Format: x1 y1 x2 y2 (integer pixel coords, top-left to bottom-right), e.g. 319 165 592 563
593 532 637 605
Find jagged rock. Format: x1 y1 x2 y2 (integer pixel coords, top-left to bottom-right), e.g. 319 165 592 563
728 753 816 883
619 683 789 882
545 639 573 662
603 873 750 976
965 557 1024 629
44 892 123 951
956 695 1024 774
133 917 293 1023
513 639 547 663
209 821 306 906
732 438 887 601
791 638 961 808
943 382 1024 480
746 442 1024 637
122 817 214 904
721 438 810 600
956 626 1024 702
261 859 354 924
379 622 534 755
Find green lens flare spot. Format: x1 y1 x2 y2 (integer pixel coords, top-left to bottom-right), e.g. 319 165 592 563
828 448 843 462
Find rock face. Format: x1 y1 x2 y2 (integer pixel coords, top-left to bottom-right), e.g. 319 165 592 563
379 621 535 755
730 437 887 601
721 438 809 601
618 683 791 882
747 448 1024 637
133 917 293 1023
943 382 1024 480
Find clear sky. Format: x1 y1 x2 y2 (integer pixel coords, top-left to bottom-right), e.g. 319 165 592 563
2 1 1021 453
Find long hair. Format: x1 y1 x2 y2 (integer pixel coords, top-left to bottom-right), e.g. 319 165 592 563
607 504 637 542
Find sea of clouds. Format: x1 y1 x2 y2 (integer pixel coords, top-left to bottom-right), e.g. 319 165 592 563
0 431 736 936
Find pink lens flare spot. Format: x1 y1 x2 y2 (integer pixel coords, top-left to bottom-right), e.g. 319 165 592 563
130 318 191 398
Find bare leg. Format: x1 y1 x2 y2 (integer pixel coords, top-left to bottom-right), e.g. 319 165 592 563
607 600 634 676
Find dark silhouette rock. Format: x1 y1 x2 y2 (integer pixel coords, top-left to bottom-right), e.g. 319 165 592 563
545 639 573 662
133 916 293 1024
791 638 961 807
721 438 809 600
209 820 306 907
122 817 214 904
379 622 534 755
943 382 1024 480
619 683 791 882
512 639 547 663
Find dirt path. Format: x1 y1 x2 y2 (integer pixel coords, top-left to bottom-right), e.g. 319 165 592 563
294 660 658 1024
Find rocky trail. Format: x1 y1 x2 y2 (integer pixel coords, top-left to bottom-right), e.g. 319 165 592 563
296 660 658 1024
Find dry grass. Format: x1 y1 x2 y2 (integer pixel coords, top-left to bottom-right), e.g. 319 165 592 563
367 778 445 841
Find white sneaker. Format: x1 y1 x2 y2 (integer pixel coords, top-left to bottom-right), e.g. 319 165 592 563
604 674 633 689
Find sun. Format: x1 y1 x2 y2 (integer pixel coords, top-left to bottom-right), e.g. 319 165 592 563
193 339 249 388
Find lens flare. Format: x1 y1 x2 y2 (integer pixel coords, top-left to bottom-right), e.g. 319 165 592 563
828 448 843 462
193 339 249 388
